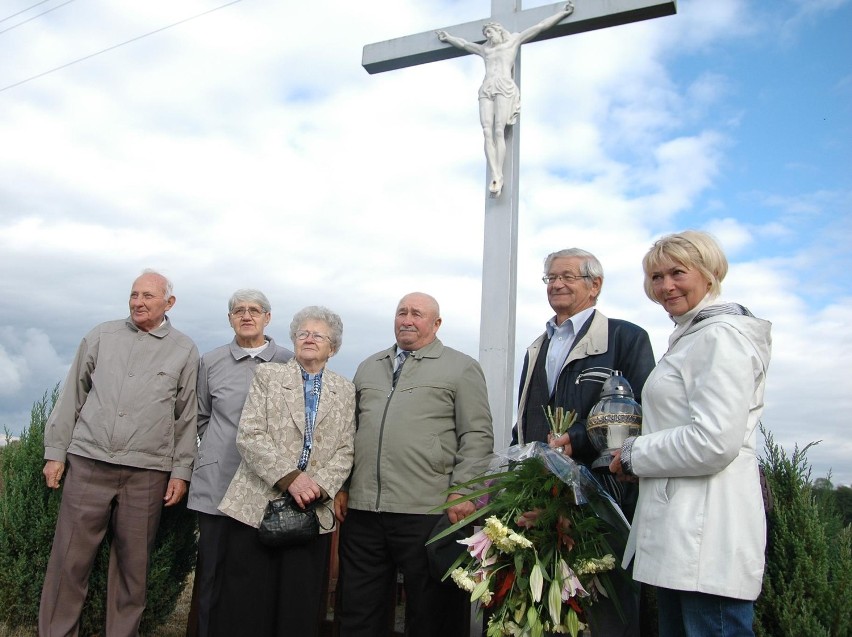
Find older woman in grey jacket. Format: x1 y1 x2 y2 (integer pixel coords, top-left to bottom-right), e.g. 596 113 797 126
186 289 293 637
214 306 355 637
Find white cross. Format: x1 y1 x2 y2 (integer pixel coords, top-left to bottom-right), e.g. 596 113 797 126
363 1 677 450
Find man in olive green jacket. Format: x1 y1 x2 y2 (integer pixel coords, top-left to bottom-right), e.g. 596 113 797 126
335 292 493 637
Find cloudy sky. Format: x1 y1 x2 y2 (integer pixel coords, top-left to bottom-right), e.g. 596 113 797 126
1 0 849 484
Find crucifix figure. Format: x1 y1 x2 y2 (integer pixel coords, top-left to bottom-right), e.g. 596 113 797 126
363 0 677 454
437 4 575 197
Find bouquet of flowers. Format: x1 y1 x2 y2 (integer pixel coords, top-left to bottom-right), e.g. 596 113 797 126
429 408 630 637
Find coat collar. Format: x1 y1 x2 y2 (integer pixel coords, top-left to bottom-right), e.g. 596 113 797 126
376 337 445 361
125 315 171 339
228 336 279 362
527 309 607 365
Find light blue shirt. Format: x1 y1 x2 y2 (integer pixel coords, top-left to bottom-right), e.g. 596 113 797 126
544 307 596 395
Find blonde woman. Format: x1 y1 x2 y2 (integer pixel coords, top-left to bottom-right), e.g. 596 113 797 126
612 231 771 637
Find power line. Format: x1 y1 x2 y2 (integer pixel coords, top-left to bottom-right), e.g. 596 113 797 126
0 0 76 37
0 0 243 94
0 0 54 24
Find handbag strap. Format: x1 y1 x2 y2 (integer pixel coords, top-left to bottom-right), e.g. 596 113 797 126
277 492 336 532
316 501 335 531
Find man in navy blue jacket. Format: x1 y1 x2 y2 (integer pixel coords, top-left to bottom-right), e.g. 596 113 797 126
514 248 655 637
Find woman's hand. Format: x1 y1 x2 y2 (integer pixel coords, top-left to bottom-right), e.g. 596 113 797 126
610 449 638 483
287 472 322 508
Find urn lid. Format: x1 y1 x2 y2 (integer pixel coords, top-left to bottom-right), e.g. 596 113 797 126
598 370 635 400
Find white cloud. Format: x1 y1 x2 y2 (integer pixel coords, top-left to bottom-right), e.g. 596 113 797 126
703 218 754 254
0 328 67 429
0 344 24 396
0 0 849 485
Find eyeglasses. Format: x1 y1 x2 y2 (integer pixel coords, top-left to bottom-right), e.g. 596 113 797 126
230 307 266 317
542 273 590 285
295 330 329 343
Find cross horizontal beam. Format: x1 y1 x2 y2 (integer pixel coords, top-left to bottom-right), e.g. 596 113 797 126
362 0 676 74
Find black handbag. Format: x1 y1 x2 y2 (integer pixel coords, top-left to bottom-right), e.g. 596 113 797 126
258 493 328 548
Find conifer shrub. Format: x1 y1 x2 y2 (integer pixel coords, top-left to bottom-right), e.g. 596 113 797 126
0 388 197 636
755 426 851 637
0 388 62 633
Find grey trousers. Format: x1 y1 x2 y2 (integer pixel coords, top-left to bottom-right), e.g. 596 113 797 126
39 455 169 637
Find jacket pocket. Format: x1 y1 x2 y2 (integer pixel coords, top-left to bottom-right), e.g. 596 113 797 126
193 456 219 472
654 477 672 503
427 432 447 474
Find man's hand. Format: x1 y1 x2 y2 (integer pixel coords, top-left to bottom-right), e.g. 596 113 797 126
516 510 575 549
516 509 540 528
548 432 573 457
43 460 65 489
556 515 576 550
446 493 475 524
163 478 187 506
334 491 349 523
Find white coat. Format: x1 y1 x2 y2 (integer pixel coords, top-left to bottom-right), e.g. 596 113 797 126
624 309 771 600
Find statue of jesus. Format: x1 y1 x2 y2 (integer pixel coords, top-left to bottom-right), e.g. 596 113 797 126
437 3 574 196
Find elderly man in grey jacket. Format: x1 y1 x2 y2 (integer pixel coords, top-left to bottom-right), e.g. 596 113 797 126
40 270 199 637
335 292 494 637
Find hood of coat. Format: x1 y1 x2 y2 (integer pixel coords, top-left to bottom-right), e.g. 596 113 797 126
684 312 772 373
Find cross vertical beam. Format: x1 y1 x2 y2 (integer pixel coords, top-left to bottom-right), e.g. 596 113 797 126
480 0 521 449
362 1 676 450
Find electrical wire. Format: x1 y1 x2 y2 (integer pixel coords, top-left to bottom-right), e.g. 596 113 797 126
0 0 243 94
0 0 54 24
0 0 76 37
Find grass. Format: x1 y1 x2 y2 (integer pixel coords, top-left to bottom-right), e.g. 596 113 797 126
144 571 193 637
0 572 193 637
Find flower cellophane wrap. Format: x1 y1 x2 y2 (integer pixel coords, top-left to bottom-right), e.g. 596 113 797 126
428 442 630 637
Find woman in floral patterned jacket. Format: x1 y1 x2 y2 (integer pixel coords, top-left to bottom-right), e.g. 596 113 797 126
214 306 355 637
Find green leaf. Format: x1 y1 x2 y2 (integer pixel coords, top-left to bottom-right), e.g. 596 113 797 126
514 550 525 574
428 482 506 512
514 600 526 623
527 606 542 635
433 469 518 500
439 545 473 582
425 502 496 545
471 577 491 602
566 607 580 637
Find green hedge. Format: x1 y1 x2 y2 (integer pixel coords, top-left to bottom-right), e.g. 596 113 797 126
755 426 851 637
0 388 197 636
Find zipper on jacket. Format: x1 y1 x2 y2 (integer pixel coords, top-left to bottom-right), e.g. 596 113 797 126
374 378 398 510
